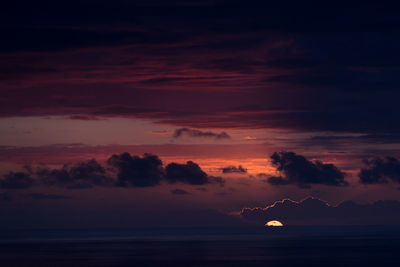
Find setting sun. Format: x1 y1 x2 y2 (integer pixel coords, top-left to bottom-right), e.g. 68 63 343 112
265 220 284 227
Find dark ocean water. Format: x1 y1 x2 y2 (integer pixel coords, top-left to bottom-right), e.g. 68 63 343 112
1 226 400 266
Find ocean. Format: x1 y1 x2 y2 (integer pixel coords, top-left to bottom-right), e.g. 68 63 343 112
1 226 399 266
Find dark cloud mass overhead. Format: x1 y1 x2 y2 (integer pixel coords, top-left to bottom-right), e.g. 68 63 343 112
0 1 399 137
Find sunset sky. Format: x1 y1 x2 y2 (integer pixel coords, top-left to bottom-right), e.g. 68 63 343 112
1 1 400 228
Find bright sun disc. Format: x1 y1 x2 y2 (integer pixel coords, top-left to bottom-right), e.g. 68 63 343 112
265 220 284 227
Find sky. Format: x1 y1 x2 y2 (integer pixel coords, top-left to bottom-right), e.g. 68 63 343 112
1 1 400 228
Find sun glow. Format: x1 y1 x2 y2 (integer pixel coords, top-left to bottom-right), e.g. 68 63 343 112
265 220 284 227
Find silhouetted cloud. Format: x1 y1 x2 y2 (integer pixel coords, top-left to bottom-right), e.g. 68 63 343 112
171 189 190 195
173 128 230 139
107 153 164 187
241 197 400 225
221 165 247 173
0 172 34 189
166 161 224 185
37 159 113 188
266 152 348 188
359 156 400 184
1 152 225 189
27 193 72 200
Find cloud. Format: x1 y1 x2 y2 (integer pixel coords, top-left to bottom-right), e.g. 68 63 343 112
0 172 34 189
173 128 230 139
67 115 103 120
266 152 348 188
240 197 400 225
107 152 224 187
359 157 400 184
1 2 400 139
221 165 247 173
107 153 164 187
0 152 224 189
37 159 113 189
166 161 224 185
1 160 113 190
301 134 400 150
27 193 72 200
171 189 190 195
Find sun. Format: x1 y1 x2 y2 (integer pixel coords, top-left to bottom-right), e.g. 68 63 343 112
265 220 284 227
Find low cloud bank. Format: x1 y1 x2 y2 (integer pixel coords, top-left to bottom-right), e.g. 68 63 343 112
4 151 400 191
241 197 400 225
0 152 224 189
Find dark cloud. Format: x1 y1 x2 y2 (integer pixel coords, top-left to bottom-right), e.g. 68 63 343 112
173 128 230 139
68 160 112 185
2 2 399 35
166 161 224 185
0 2 400 138
107 153 164 187
37 159 113 188
171 189 190 195
36 169 70 187
241 197 400 225
267 152 348 188
359 157 400 184
1 152 224 189
304 134 400 149
0 172 34 189
27 193 72 200
221 165 247 174
0 159 112 190
0 27 145 53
